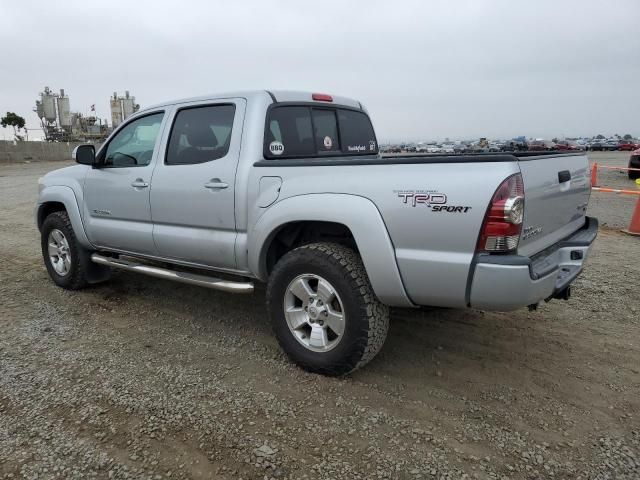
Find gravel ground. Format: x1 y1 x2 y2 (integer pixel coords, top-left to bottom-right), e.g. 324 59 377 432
1 152 639 480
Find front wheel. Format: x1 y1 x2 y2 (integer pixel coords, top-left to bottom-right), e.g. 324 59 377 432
41 211 90 290
267 243 390 375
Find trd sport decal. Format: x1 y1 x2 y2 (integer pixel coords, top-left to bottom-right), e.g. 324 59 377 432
396 191 447 206
395 190 472 213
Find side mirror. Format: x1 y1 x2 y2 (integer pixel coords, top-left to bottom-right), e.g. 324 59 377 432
72 144 96 166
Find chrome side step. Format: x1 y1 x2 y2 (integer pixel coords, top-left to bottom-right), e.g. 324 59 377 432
91 254 254 294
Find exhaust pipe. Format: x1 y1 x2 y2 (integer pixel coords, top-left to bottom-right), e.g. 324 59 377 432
554 286 571 301
91 254 254 294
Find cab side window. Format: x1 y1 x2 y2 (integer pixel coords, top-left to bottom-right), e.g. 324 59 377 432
166 104 236 165
266 106 314 157
103 112 164 167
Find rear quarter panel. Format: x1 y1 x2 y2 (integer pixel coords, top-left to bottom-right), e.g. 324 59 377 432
250 160 519 308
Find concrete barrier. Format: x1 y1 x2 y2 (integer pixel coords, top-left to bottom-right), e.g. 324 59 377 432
0 140 102 164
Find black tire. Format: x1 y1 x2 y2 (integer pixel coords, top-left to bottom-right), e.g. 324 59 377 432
267 242 390 375
41 211 90 290
630 171 640 180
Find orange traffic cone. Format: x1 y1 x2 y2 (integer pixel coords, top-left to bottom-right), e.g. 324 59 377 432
623 195 640 236
590 162 598 187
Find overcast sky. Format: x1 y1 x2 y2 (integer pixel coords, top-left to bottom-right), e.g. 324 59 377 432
1 0 639 142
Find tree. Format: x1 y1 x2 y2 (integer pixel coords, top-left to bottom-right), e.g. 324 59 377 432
595 134 605 139
623 134 633 140
1 112 26 141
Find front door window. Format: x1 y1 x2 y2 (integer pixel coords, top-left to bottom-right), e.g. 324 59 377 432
103 113 164 167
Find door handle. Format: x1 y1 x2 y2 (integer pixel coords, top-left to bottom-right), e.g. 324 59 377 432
204 179 229 190
131 179 149 188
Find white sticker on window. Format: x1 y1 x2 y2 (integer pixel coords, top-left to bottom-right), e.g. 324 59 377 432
347 145 366 152
269 141 284 156
323 136 333 149
369 140 376 151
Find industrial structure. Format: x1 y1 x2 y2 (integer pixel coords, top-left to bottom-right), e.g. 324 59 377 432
110 91 139 129
34 87 140 142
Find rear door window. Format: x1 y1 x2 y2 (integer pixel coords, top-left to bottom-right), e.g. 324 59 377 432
265 105 377 158
166 104 236 165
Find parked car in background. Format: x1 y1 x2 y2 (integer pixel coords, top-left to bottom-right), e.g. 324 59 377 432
528 140 555 151
441 143 455 154
629 149 640 180
501 142 515 152
619 141 639 151
587 140 606 151
468 142 487 153
555 141 584 151
605 140 619 151
501 140 528 152
453 143 467 153
576 139 589 150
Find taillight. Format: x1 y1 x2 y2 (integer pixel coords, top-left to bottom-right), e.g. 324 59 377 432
477 173 524 253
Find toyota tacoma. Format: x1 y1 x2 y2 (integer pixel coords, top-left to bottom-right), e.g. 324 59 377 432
36 90 597 375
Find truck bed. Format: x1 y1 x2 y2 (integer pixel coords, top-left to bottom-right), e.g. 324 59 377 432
253 150 590 308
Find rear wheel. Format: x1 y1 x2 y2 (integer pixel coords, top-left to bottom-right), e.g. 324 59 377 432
41 211 90 290
267 242 389 375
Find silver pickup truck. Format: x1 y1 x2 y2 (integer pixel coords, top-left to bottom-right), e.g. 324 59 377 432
36 90 597 374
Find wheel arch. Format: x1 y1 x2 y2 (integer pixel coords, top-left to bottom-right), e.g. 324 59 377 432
249 194 414 308
37 201 66 231
263 220 357 276
37 186 93 249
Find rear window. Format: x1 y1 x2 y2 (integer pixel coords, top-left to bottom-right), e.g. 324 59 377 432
265 105 377 158
337 109 377 154
312 109 340 153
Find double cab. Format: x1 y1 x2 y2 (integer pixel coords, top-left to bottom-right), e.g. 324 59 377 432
37 90 597 374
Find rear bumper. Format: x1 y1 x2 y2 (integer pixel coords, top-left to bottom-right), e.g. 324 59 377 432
469 217 598 311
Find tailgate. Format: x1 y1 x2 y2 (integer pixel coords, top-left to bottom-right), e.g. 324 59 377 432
517 153 591 257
